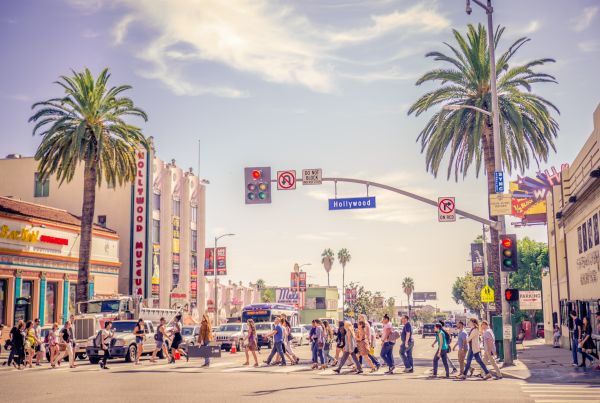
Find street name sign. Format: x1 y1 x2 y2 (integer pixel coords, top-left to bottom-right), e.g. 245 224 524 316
481 285 495 303
494 171 505 193
302 169 322 185
519 290 542 310
489 193 512 216
438 197 456 222
329 197 376 210
277 170 296 190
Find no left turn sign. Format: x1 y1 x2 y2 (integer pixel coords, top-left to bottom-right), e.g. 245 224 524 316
277 170 296 190
438 197 456 222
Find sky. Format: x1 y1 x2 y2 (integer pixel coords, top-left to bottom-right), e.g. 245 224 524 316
1 0 600 310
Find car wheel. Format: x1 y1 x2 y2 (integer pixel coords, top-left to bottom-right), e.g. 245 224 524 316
89 357 100 364
77 352 88 361
125 344 137 363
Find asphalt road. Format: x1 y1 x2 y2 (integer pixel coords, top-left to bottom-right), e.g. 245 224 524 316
2 337 598 403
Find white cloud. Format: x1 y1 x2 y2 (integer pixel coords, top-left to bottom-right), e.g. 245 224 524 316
578 41 600 53
113 14 135 45
571 6 598 32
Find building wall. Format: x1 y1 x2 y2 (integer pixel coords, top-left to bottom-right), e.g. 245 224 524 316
301 287 339 324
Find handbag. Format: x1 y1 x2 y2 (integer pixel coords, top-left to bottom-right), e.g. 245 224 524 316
369 346 375 356
59 343 67 352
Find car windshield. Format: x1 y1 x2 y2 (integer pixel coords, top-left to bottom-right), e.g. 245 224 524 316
255 324 272 331
111 322 136 333
291 327 300 333
182 327 196 336
303 325 312 332
220 325 241 332
83 300 121 314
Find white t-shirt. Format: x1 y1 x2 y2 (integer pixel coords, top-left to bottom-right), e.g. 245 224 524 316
101 329 112 348
382 323 393 342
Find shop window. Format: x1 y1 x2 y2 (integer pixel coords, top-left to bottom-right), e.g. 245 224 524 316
22 280 33 300
153 219 160 243
34 173 49 197
191 230 197 252
191 206 198 224
0 279 6 325
315 297 326 310
172 199 180 217
69 283 77 318
45 282 57 324
153 192 161 211
98 215 107 227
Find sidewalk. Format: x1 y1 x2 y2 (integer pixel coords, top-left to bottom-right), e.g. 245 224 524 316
501 338 600 384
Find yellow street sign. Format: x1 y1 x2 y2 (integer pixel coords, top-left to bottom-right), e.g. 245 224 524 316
481 285 495 303
489 193 512 216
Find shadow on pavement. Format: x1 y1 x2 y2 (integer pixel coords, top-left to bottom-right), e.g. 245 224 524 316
249 378 391 396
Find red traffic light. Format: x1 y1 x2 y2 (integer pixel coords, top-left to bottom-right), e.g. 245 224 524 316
252 169 261 179
502 238 512 248
504 288 519 302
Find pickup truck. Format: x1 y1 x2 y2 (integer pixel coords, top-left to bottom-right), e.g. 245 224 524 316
85 320 164 364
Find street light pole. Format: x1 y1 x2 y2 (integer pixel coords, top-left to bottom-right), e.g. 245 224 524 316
214 233 235 325
466 0 513 364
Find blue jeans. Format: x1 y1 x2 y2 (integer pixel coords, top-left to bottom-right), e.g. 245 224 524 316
463 350 489 376
202 341 210 365
433 350 449 376
311 342 324 364
400 341 414 369
266 341 286 365
578 347 596 365
360 353 380 368
380 342 395 368
572 338 579 365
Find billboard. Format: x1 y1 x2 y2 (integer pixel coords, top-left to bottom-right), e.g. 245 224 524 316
276 288 302 305
413 292 437 302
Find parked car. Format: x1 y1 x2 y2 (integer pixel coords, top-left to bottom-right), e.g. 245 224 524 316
85 320 159 364
422 323 437 338
291 326 309 346
255 323 274 349
181 325 200 347
214 323 247 351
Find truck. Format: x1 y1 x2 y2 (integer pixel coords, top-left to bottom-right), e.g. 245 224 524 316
73 295 179 359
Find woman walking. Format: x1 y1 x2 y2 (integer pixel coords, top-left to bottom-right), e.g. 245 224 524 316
356 320 377 372
170 313 188 363
48 322 59 368
55 321 76 368
24 320 36 368
459 318 491 380
310 320 326 369
150 317 170 363
333 321 362 374
282 319 299 365
134 319 145 365
9 320 25 370
243 319 259 367
334 321 345 366
198 313 213 367
323 321 335 365
429 323 449 379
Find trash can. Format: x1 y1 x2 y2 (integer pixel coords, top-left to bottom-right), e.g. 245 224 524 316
491 315 517 361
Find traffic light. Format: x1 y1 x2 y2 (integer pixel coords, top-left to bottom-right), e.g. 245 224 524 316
504 288 519 302
500 234 518 272
244 167 271 204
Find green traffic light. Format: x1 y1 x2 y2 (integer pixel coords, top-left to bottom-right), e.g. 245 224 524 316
258 192 266 199
503 258 512 267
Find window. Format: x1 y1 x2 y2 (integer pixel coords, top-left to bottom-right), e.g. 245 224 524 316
191 230 197 252
153 193 161 211
0 279 6 324
34 173 49 197
45 282 57 324
22 280 33 300
315 297 326 310
191 206 198 224
172 199 180 216
152 219 160 243
98 215 107 227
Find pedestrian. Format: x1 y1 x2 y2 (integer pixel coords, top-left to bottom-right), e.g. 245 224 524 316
380 314 395 374
9 320 25 369
459 318 491 380
334 320 345 366
399 315 414 373
99 321 114 369
48 322 59 368
243 319 259 367
333 321 363 374
434 321 457 374
569 310 583 367
133 319 145 365
55 321 76 368
263 317 286 366
578 316 598 368
24 320 36 368
596 311 600 370
358 315 380 370
198 313 214 367
33 318 43 366
310 320 326 369
150 317 170 363
170 313 188 363
282 319 299 365
481 320 502 379
429 323 449 379
0 324 3 358
453 321 468 376
552 324 561 348
323 320 335 365
356 320 377 372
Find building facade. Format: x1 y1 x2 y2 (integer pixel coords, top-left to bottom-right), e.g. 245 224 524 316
0 196 119 327
543 103 600 347
0 139 207 315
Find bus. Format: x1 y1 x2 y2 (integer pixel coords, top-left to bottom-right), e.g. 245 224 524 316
241 303 299 327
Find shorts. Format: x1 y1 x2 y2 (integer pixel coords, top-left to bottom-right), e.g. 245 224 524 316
172 334 182 349
35 345 41 353
136 336 144 344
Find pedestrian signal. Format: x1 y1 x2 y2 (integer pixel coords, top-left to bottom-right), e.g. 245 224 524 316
504 288 519 302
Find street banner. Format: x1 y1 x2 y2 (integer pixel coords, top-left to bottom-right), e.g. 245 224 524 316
290 272 307 291
470 243 485 276
216 247 227 275
519 290 542 310
172 216 181 287
151 244 160 303
204 248 215 276
345 287 357 303
130 148 150 297
190 254 198 303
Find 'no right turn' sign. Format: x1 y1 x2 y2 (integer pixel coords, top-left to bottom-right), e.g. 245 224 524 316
438 197 456 222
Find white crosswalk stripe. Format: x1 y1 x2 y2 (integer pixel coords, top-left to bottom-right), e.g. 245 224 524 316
519 382 600 403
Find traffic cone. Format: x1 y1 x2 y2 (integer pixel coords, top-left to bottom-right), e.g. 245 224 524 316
230 343 237 354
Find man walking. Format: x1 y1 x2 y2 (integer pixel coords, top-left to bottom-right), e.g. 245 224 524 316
481 321 502 379
400 315 413 373
100 321 114 370
264 318 286 366
569 310 583 367
380 314 395 374
453 321 468 376
33 318 43 366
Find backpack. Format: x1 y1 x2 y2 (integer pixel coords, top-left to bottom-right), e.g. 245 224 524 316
390 330 401 342
94 330 103 348
442 329 452 352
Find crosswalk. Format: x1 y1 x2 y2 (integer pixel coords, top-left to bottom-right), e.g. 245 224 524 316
519 382 600 403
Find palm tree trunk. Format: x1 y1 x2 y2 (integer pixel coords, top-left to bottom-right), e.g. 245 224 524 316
327 271 330 287
77 159 97 307
342 264 345 318
482 123 501 315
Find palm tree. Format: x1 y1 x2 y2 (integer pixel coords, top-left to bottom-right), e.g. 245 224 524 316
321 248 335 286
29 68 148 305
407 24 558 310
337 248 351 317
256 279 266 290
402 277 415 318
